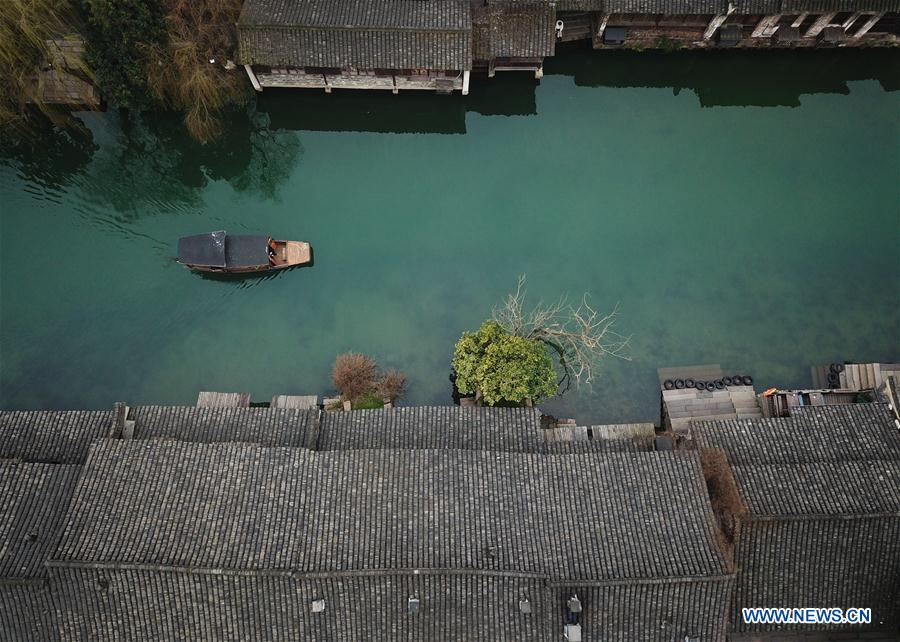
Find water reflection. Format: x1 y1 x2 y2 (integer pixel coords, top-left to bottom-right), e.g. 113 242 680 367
548 45 900 107
0 117 97 191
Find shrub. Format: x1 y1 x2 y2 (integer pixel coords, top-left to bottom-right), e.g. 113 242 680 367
452 321 557 406
146 0 249 142
353 392 385 410
375 369 406 403
332 353 377 403
83 0 166 109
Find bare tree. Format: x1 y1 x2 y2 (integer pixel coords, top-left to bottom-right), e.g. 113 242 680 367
492 275 630 390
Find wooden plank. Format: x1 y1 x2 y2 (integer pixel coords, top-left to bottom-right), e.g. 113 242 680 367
197 391 251 408
865 363 876 389
271 395 319 409
873 363 883 388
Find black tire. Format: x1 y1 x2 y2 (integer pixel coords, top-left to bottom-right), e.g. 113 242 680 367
695 380 705 390
830 363 845 374
675 379 685 389
714 379 725 390
722 376 733 386
826 372 839 385
705 381 716 392
731 375 743 385
664 379 674 390
742 375 753 386
684 378 695 388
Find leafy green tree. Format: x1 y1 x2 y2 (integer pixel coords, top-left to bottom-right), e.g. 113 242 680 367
452 321 557 406
83 0 166 109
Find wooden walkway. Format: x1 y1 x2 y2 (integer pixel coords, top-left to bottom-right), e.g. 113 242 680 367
196 391 251 408
271 395 319 410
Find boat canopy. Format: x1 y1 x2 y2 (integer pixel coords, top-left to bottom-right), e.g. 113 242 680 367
177 232 270 268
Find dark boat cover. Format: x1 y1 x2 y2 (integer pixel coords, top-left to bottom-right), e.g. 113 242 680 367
177 232 269 268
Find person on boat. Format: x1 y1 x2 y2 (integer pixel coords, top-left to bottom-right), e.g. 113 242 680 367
267 237 278 264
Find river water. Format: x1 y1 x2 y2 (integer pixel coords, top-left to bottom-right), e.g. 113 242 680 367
1 47 898 424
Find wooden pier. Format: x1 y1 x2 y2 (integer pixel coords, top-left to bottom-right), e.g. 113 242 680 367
657 364 762 435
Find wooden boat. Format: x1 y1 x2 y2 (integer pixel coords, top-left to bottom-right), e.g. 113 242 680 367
177 231 311 274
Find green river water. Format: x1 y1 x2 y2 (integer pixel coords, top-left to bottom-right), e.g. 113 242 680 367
1 48 898 424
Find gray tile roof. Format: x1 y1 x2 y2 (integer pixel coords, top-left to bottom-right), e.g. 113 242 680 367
733 460 900 517
240 0 472 30
317 406 543 452
488 1 556 58
604 0 729 12
238 0 472 70
52 440 728 583
1 462 80 641
733 518 900 631
130 406 317 448
781 0 900 10
691 403 900 465
0 409 114 464
1 462 81 579
693 404 900 631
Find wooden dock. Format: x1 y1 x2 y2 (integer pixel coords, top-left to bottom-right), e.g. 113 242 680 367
196 391 251 408
658 364 761 436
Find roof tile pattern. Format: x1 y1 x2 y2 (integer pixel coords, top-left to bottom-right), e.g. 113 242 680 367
691 403 900 465
489 1 556 58
318 406 543 451
734 518 900 630
238 0 472 69
49 568 556 641
0 410 113 464
1 463 81 578
732 460 900 517
53 441 727 583
130 406 316 448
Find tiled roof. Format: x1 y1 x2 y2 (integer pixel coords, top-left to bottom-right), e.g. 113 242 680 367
604 0 729 12
52 440 728 583
488 1 556 58
130 406 317 448
733 518 900 631
691 403 900 465
238 0 472 69
240 0 472 30
781 0 900 11
317 406 543 452
0 409 114 464
732 460 900 518
0 463 81 579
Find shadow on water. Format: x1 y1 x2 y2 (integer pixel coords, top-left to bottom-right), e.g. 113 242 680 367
194 262 314 289
0 117 97 190
2 106 305 221
257 72 539 134
547 43 900 106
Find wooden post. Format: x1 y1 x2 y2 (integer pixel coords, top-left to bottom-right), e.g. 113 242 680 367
243 64 262 92
462 70 470 95
534 65 543 80
751 15 781 37
841 11 862 30
852 12 883 37
703 8 733 41
805 13 836 38
596 14 609 39
790 12 808 28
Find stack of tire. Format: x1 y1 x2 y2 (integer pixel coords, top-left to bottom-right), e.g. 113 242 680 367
826 363 844 389
663 374 753 392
